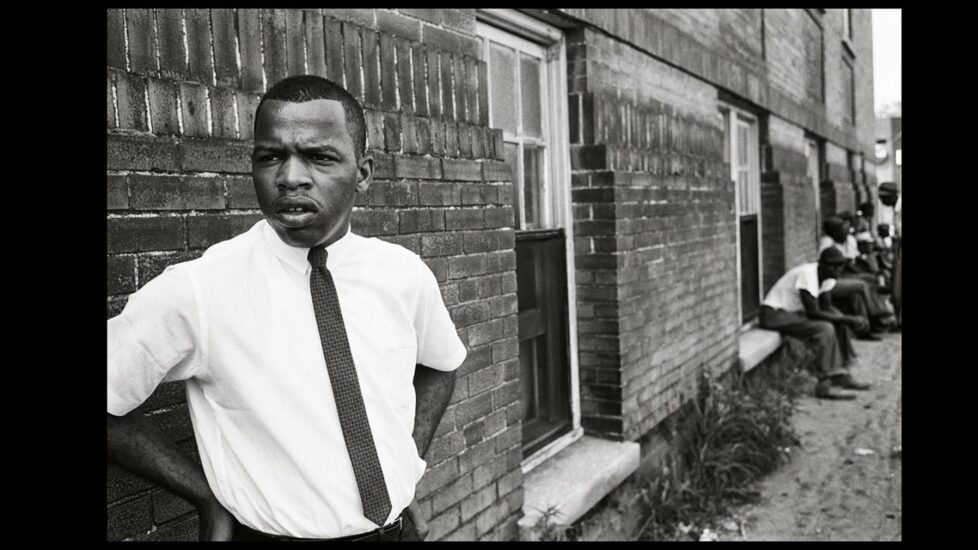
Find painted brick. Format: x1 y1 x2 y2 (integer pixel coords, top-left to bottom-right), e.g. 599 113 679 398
378 10 421 42
324 17 345 84
427 49 442 117
107 495 152 541
152 489 195 524
236 92 260 140
285 9 306 76
396 37 415 114
432 472 474 515
209 86 237 139
445 209 484 231
305 13 328 78
383 112 402 151
107 175 129 210
343 21 364 101
351 208 398 236
186 8 214 84
412 44 430 117
115 73 148 132
428 506 461 541
179 82 209 137
323 8 376 29
180 139 252 173
156 9 186 80
107 9 127 69
262 9 288 85
361 30 382 109
443 158 482 181
212 8 239 87
107 254 137 294
107 216 185 253
395 155 442 180
125 9 158 75
238 9 264 92
422 233 464 257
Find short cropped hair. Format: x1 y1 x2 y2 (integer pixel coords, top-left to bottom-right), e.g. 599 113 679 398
255 75 366 160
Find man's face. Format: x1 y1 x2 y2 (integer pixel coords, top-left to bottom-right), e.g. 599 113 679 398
818 262 843 281
252 99 372 248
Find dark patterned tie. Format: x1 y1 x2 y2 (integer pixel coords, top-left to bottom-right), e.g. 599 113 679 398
308 246 392 527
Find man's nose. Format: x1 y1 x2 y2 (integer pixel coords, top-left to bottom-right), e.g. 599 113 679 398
276 156 312 190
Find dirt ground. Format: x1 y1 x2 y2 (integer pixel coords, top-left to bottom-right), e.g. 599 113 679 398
714 332 902 541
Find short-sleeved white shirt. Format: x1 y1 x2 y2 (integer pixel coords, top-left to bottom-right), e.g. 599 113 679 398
818 235 857 259
107 221 467 538
762 262 836 313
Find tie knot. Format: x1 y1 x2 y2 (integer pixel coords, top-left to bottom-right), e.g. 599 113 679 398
308 246 328 270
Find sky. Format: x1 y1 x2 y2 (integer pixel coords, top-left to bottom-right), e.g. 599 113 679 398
872 9 901 116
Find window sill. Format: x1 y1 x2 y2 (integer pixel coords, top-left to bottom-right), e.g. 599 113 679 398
518 435 640 534
738 327 782 373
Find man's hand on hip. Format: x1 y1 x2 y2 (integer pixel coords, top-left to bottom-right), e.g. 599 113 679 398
404 498 429 540
197 497 235 541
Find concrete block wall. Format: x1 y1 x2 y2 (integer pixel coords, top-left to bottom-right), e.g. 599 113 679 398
106 8 522 542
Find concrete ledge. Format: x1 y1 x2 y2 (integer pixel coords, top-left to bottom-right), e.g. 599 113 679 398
518 435 640 534
738 328 782 373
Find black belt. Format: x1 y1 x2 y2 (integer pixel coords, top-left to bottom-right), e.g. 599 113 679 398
234 516 404 542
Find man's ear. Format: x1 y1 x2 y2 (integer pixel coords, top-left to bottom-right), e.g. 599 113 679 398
355 154 374 194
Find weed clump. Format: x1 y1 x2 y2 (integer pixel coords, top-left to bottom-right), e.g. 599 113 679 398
636 365 803 540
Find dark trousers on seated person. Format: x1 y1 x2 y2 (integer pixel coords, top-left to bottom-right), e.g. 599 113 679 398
759 306 855 380
231 513 422 542
831 276 892 323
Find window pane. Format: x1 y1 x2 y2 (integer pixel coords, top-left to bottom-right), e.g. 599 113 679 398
523 144 545 229
737 125 749 167
490 43 517 134
503 141 520 226
520 53 542 139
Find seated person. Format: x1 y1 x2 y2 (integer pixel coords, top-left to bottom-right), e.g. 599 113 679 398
818 215 894 336
759 247 871 400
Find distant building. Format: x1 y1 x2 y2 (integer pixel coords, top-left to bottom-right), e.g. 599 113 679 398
875 115 902 190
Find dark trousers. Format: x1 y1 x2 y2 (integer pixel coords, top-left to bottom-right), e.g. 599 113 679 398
832 275 891 323
231 513 422 542
759 306 853 380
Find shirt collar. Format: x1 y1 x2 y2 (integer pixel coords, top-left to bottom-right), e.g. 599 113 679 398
261 221 358 274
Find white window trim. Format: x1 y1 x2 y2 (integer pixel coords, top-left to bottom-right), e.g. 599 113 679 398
476 10 582 472
720 105 763 327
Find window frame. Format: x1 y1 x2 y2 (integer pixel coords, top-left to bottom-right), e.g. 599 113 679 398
720 105 763 326
476 9 583 471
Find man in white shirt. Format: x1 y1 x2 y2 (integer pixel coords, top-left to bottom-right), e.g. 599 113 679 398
759 247 871 400
878 182 901 328
107 75 467 541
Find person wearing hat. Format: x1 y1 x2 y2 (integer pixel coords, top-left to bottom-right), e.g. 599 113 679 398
759 247 872 400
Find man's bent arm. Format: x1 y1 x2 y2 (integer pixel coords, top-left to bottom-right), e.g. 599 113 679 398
107 411 234 541
802 290 863 327
412 365 456 457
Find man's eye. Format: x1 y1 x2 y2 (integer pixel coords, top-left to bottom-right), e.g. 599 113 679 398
255 153 281 163
309 154 336 163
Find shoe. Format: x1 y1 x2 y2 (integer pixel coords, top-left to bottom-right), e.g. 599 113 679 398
856 332 883 341
815 379 857 400
831 373 871 391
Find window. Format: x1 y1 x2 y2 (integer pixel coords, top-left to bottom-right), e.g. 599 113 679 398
477 11 579 459
805 138 824 246
843 57 856 126
720 106 762 323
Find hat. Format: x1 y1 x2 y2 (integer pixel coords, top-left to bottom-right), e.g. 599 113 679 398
819 246 848 266
879 182 898 195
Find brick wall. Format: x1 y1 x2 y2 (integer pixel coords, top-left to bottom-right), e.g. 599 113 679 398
567 29 739 442
106 8 522 542
555 8 875 160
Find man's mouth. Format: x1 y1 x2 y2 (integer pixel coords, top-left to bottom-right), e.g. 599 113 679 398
275 200 318 227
